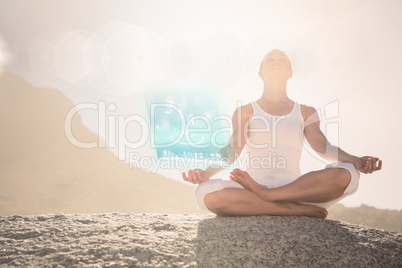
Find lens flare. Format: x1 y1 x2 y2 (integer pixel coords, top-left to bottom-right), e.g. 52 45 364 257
0 34 13 74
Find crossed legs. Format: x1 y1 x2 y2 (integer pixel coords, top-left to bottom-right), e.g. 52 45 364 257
204 188 328 218
202 167 352 218
229 167 351 203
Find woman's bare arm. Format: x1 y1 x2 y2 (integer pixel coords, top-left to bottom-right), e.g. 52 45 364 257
182 104 253 184
302 105 382 173
303 105 355 162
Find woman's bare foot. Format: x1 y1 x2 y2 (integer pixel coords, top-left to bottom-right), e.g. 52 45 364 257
230 169 265 192
283 201 328 219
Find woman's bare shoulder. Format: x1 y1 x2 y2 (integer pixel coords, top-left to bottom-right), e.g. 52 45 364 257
299 103 318 121
233 103 253 117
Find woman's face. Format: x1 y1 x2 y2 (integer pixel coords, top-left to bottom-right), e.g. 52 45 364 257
259 50 293 80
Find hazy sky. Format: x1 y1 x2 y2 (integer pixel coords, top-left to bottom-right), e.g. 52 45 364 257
1 0 401 210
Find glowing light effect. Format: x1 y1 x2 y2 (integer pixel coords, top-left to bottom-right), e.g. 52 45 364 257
145 86 229 160
0 34 13 74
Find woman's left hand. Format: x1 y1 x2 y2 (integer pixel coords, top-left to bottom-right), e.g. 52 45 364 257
353 156 382 174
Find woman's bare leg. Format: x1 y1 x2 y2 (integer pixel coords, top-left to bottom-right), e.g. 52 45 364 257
203 188 328 218
230 168 351 203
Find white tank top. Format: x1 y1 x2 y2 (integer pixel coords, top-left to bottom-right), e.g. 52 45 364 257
245 101 305 180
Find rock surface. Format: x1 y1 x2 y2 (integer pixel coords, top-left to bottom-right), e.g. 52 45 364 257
1 213 401 267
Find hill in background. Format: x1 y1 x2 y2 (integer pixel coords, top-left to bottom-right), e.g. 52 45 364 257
328 204 402 233
0 69 202 215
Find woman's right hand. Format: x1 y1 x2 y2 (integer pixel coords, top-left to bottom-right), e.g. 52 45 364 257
182 169 211 184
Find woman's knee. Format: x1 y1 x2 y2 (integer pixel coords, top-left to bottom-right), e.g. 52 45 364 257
328 161 360 179
331 168 352 189
204 190 231 215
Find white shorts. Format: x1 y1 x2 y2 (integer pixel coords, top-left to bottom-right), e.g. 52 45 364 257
194 162 360 210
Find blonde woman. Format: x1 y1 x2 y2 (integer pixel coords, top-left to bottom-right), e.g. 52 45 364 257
182 49 382 218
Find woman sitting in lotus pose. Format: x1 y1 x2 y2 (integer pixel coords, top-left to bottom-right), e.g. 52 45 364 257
182 49 382 218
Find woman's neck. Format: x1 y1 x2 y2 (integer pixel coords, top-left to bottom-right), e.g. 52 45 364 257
259 80 291 103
